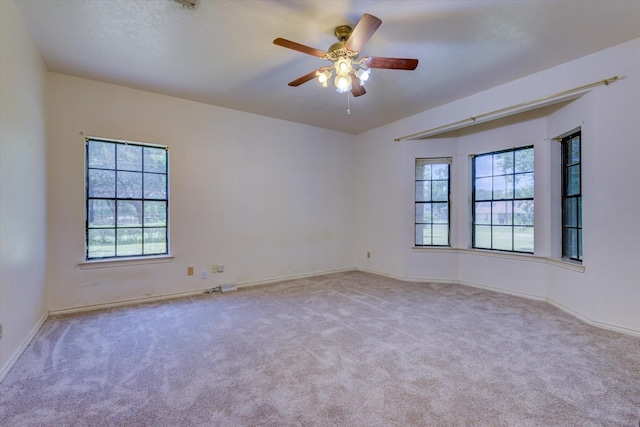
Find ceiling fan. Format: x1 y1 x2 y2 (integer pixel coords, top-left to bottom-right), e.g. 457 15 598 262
273 13 418 98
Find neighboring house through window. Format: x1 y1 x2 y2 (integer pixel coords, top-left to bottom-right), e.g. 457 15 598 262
85 137 169 260
415 158 451 246
472 146 534 253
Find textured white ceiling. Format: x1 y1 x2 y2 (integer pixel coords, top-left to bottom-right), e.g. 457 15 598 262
13 0 640 134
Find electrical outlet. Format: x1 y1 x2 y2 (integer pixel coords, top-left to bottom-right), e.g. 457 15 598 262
201 271 207 279
211 264 217 273
217 264 224 273
187 266 194 276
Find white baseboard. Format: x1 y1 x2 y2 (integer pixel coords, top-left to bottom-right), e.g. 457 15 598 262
356 268 546 301
236 268 356 289
546 298 640 337
48 287 215 316
456 279 546 302
48 268 357 316
351 267 408 282
38 267 640 346
0 312 48 383
357 268 639 337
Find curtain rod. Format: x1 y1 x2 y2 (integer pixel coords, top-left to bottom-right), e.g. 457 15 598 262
394 76 620 142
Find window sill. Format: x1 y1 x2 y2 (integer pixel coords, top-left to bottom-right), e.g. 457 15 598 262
457 247 543 262
78 255 174 269
411 247 585 272
411 246 456 252
547 257 585 272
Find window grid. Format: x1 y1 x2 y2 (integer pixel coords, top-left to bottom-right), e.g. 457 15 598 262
86 138 169 260
415 159 451 247
561 131 582 261
472 146 534 253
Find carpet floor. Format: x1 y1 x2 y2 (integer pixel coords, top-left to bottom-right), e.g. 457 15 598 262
1 271 639 426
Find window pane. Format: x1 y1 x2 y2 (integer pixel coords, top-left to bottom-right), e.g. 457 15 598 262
564 198 577 227
493 175 513 199
415 159 450 247
86 139 168 260
561 132 582 261
493 152 513 175
514 226 534 252
514 200 534 226
492 226 513 251
515 148 534 173
415 181 431 202
492 201 512 225
474 225 491 248
415 203 431 223
117 229 142 256
415 164 431 180
568 137 580 165
144 228 167 254
577 197 582 227
433 203 448 224
144 147 167 173
416 224 431 246
515 173 534 198
475 155 492 177
88 229 115 258
117 171 142 198
88 200 115 227
564 228 578 259
566 165 580 196
472 146 533 253
475 202 491 224
475 177 492 200
88 140 115 169
117 200 142 226
432 225 449 245
144 201 167 226
432 164 448 180
117 144 142 171
144 173 167 199
88 170 115 198
578 229 582 260
432 180 448 201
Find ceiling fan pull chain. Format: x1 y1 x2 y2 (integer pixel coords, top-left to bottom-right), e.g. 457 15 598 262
347 91 351 115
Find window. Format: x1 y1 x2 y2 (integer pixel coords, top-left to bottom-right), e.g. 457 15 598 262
472 146 534 253
415 158 451 246
561 131 582 261
85 138 168 260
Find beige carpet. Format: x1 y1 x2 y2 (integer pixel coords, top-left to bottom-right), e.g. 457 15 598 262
1 271 639 426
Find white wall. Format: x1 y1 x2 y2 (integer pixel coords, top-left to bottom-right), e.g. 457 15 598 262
546 39 640 331
0 0 49 377
356 38 640 334
46 74 356 311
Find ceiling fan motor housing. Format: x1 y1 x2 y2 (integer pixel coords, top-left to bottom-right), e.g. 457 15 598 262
334 25 352 42
326 26 359 62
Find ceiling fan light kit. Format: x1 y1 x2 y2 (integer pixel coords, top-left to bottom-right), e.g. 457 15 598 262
273 13 418 99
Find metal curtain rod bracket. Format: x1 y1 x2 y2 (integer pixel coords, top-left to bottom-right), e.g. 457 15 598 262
394 76 621 142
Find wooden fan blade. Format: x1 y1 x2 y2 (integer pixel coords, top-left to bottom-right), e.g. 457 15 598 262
345 14 382 52
288 69 321 87
366 57 419 70
351 78 366 97
273 38 327 58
